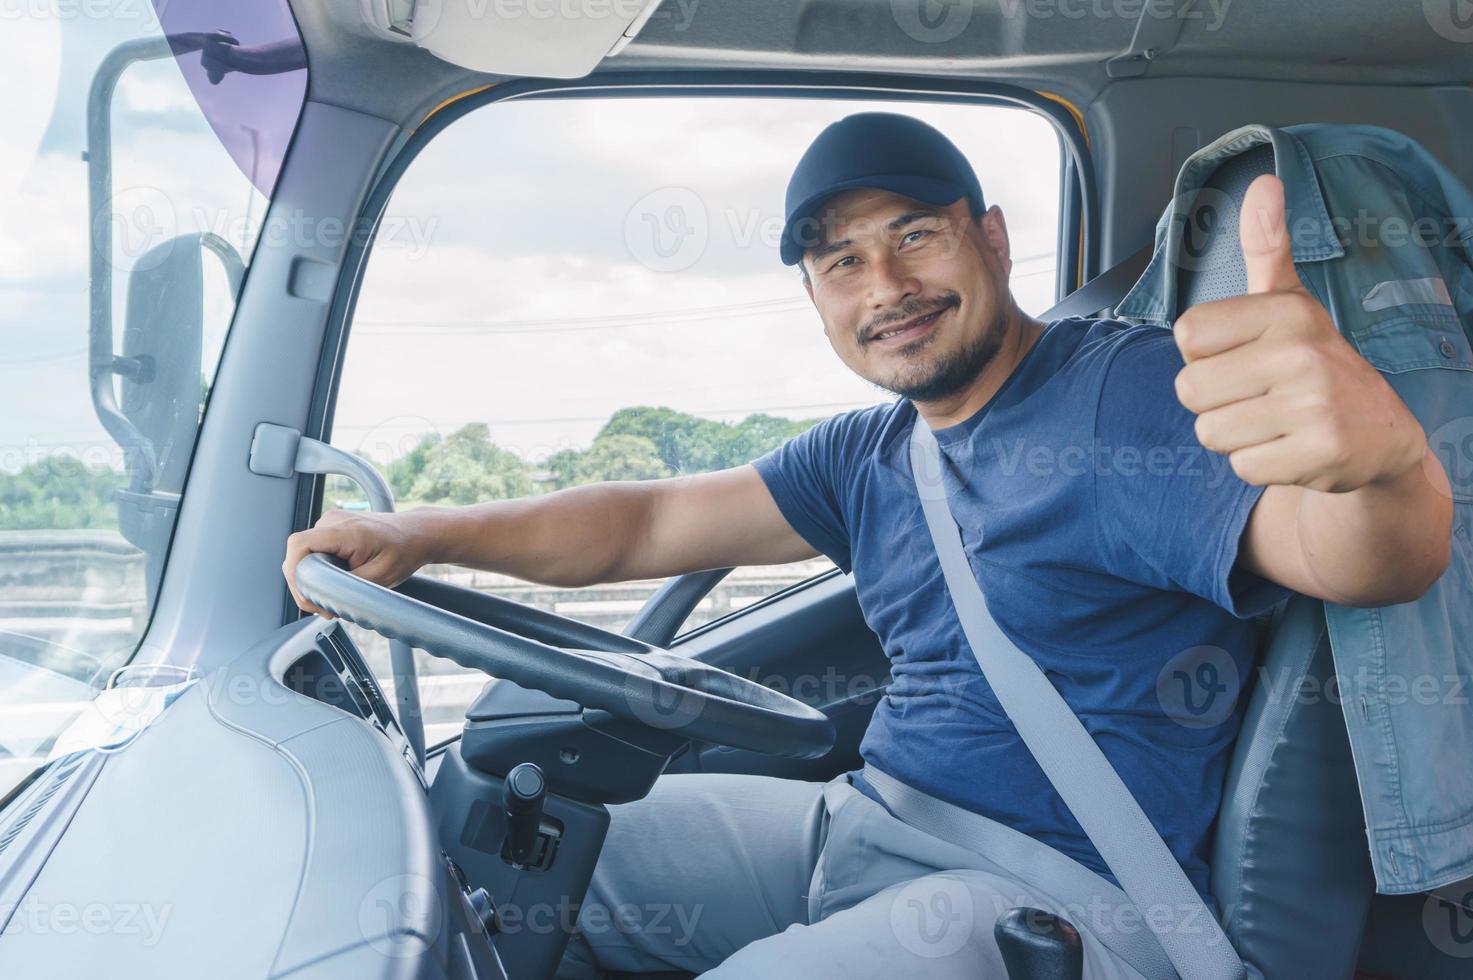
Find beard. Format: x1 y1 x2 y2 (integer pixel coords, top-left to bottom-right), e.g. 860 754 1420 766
867 298 1007 402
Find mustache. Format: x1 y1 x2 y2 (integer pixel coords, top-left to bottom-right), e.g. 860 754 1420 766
859 293 961 344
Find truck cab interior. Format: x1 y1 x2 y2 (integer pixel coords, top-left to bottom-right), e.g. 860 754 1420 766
2 1 1471 978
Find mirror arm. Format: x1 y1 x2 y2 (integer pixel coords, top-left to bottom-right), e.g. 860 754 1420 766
86 37 187 493
109 354 153 383
85 35 270 495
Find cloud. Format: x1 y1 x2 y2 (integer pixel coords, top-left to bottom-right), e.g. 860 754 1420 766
335 96 1065 460
5 67 1066 472
0 14 60 223
1 36 266 459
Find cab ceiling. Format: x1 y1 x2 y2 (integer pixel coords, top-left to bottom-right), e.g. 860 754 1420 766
292 0 1473 134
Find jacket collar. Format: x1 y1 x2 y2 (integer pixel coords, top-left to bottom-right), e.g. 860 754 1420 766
1116 124 1345 324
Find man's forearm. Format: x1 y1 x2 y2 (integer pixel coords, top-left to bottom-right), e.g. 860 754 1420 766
413 482 654 588
1294 445 1453 606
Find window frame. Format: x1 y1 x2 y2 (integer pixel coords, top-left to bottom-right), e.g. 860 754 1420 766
671 564 848 648
291 69 1096 626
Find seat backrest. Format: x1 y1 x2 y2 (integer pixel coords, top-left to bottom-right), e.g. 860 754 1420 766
1170 144 1378 975
1211 596 1375 977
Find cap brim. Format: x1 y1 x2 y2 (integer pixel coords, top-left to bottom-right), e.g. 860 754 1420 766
780 174 968 266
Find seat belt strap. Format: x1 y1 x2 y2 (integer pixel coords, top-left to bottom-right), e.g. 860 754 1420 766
861 763 1179 980
908 421 1245 980
1042 243 1153 321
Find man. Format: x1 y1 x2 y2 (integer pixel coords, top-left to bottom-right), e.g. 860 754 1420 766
283 113 1451 977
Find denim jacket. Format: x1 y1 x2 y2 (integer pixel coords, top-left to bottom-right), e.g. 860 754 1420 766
1117 123 1473 895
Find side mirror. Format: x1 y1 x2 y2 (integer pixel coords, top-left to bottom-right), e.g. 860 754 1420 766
83 31 278 603
100 232 242 598
119 233 202 494
103 232 242 494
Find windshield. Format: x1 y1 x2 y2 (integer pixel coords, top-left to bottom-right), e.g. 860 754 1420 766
0 1 307 799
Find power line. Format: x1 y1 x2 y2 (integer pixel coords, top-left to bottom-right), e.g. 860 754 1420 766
330 398 888 433
356 373 842 411
354 296 812 336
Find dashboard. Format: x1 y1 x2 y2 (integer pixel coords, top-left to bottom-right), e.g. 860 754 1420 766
0 619 508 980
281 623 424 786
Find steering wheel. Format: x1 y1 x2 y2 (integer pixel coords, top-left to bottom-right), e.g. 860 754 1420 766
294 554 836 759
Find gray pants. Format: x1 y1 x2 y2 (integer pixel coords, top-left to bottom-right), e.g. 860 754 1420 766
556 772 1152 979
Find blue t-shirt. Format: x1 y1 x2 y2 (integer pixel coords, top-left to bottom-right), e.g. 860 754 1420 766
753 317 1292 899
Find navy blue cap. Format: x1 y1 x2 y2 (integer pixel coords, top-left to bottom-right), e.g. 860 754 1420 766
780 112 985 266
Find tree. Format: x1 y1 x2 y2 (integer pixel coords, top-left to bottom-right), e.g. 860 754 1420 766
407 423 534 504
386 432 442 499
544 447 584 489
322 408 826 506
599 406 712 472
0 408 823 532
554 434 670 488
719 412 820 467
0 456 122 530
593 406 822 474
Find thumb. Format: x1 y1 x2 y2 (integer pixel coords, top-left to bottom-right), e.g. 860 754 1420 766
1238 173 1301 294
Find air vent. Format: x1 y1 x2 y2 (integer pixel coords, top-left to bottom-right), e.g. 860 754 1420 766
0 753 85 858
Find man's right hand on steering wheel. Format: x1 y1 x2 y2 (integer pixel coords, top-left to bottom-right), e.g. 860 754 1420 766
283 508 438 618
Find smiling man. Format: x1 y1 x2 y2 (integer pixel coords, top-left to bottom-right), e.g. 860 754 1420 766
283 113 1451 978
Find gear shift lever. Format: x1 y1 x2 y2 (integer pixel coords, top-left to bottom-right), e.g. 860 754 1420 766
502 762 546 869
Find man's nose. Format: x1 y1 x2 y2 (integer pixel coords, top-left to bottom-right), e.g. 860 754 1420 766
865 253 922 312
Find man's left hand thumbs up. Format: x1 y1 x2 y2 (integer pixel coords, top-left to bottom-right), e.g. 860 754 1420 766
1172 173 1426 493
1239 172 1308 295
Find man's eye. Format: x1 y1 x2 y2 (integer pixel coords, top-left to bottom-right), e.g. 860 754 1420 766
829 255 859 270
901 229 932 246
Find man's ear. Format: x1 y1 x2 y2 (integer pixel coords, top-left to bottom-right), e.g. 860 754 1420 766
978 205 1012 277
801 262 815 304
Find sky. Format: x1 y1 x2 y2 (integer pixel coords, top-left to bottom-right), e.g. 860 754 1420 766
0 5 281 474
1 10 1062 475
334 97 1062 465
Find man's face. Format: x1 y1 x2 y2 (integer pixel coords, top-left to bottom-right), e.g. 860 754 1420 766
800 188 1015 402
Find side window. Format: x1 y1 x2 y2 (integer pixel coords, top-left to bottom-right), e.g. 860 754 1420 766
0 3 306 792
331 96 1061 745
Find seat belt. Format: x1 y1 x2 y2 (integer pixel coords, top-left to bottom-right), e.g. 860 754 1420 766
907 421 1246 980
1042 243 1153 321
860 762 1179 979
